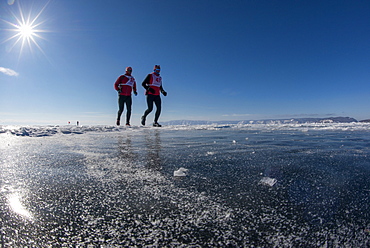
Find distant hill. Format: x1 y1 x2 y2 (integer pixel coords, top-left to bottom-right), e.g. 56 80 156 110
359 119 370 123
163 117 358 126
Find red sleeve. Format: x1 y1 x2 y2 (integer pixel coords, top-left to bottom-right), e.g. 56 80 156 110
114 76 122 91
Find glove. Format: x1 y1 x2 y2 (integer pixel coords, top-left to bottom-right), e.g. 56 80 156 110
148 87 155 94
161 90 167 96
134 91 138 96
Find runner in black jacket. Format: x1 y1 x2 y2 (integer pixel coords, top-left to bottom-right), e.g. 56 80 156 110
141 65 167 127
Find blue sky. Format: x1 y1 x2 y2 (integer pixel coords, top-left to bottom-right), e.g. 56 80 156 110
1 0 369 126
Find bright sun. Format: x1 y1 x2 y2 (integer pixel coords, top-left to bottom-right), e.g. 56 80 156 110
18 23 36 39
2 1 49 55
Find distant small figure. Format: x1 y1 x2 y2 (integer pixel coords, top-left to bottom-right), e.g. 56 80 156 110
77 121 79 126
114 66 137 126
68 121 70 125
141 65 167 127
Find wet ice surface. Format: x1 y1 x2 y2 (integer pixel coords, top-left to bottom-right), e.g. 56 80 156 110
1 124 370 246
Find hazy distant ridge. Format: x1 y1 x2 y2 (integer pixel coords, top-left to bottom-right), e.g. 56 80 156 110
163 117 358 126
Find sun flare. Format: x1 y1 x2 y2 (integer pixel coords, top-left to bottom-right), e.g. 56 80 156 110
1 1 50 56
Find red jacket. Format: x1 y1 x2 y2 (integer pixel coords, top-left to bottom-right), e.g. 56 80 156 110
142 72 164 95
114 74 137 96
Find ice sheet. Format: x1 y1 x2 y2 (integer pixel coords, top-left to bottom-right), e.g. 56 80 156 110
1 125 370 246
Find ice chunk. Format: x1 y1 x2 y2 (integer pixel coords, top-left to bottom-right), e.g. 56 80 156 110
174 167 189 177
259 177 277 187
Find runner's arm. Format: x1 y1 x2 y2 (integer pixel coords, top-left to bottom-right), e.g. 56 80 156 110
142 74 151 90
114 76 122 91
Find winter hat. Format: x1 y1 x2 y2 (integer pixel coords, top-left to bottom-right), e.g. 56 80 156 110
154 65 161 70
126 66 132 71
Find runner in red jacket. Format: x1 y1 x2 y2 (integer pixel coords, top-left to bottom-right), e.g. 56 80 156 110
114 67 137 126
141 65 167 127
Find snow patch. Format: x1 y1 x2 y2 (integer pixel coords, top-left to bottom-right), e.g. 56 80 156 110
174 167 189 177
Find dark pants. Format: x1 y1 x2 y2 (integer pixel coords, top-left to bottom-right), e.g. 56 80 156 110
117 95 132 124
143 95 161 123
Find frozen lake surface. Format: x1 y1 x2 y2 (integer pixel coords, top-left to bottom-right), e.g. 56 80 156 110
1 123 370 246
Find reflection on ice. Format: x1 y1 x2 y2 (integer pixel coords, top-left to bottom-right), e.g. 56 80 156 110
144 130 162 170
8 193 33 220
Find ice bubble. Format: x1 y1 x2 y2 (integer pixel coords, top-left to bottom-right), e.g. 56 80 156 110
174 167 189 177
259 177 277 187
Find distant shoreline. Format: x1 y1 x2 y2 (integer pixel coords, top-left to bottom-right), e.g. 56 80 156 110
163 116 362 126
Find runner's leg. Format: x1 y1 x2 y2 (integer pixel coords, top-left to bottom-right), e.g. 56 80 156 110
154 96 162 123
126 96 132 124
117 95 125 120
143 95 154 118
